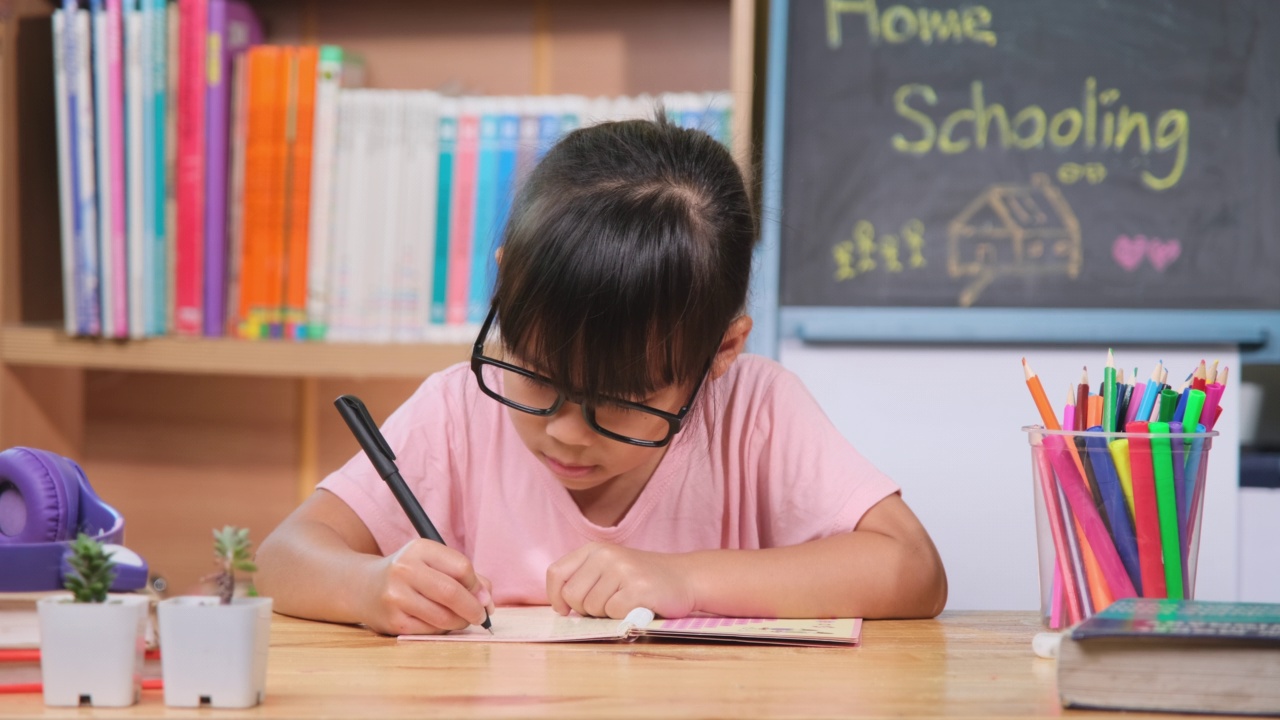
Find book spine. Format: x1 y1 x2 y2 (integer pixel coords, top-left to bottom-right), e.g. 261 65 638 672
303 45 344 341
406 91 438 341
201 0 227 336
467 102 498 325
92 0 115 337
223 52 248 335
369 91 398 342
73 8 101 336
203 0 261 337
323 92 357 340
429 99 456 328
126 0 147 337
163 0 179 333
149 0 167 335
174 0 206 335
487 104 519 310
52 9 77 335
106 0 128 337
445 101 477 326
282 45 317 340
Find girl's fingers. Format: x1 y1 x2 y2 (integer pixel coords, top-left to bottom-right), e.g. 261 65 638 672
580 574 622 618
401 563 488 628
546 544 595 615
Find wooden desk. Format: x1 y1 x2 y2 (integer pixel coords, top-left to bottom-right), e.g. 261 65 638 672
4 611 1244 718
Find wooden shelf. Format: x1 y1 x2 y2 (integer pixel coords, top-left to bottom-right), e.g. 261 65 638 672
0 325 470 378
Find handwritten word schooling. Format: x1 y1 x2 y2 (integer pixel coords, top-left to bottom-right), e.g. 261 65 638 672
827 0 996 48
834 219 926 281
891 78 1189 191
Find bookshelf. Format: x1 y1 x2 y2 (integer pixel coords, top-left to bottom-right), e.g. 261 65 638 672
0 0 756 594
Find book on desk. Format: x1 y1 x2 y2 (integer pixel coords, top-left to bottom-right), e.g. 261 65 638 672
1058 598 1280 716
399 606 862 648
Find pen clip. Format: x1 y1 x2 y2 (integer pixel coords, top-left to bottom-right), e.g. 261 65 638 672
335 394 396 463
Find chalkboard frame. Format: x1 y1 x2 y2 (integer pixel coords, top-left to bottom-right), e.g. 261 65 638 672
747 0 1280 363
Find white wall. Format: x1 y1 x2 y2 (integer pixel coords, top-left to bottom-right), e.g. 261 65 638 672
1239 487 1280 603
780 341 1241 611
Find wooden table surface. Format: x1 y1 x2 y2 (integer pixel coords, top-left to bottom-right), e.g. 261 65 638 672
2 610 1253 719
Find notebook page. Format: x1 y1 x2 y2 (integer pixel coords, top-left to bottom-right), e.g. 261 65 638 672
398 606 627 643
640 616 863 646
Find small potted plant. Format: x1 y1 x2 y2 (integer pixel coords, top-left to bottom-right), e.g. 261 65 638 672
156 526 273 708
37 533 149 707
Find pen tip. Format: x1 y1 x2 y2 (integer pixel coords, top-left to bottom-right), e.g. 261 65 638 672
481 613 493 632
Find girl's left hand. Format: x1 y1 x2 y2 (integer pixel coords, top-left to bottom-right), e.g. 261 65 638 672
546 542 695 619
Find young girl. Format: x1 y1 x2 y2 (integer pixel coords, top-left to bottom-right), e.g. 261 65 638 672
256 116 947 635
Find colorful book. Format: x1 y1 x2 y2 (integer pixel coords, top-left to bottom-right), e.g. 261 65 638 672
467 99 499 324
125 0 147 337
163 0 179 333
70 6 102 336
428 97 456 329
147 0 166 336
445 98 478 326
173 0 208 335
51 9 76 335
203 0 262 337
235 45 286 339
1059 598 1280 715
281 45 318 339
223 52 248 336
304 45 364 340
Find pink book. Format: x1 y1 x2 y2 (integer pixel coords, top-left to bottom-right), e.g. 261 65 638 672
173 0 207 335
106 0 128 336
446 102 479 326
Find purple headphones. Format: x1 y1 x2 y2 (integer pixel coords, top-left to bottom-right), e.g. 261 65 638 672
0 447 147 592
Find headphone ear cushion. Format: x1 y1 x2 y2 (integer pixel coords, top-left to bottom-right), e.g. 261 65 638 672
0 447 82 544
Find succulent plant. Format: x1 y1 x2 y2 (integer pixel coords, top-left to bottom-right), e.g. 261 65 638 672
212 526 258 605
64 533 117 603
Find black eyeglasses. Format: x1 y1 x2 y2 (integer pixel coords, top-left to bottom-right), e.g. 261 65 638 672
470 304 710 448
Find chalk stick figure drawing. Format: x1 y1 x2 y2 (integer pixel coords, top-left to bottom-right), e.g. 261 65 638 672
947 173 1081 307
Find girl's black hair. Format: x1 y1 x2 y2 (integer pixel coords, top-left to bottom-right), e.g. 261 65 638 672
492 114 756 404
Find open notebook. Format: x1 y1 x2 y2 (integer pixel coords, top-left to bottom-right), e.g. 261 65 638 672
399 606 862 647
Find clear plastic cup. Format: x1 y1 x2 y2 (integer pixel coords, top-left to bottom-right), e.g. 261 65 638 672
1024 425 1217 628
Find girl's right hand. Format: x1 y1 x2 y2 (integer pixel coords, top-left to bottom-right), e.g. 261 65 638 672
360 539 494 636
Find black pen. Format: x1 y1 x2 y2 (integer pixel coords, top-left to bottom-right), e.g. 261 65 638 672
334 394 493 632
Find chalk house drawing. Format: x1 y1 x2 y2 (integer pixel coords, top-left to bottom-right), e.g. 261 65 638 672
947 173 1082 307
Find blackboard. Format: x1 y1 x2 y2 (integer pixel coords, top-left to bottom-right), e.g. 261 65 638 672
772 0 1280 314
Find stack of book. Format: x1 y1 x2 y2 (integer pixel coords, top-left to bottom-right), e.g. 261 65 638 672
51 0 733 342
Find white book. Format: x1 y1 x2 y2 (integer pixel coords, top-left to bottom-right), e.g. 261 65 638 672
306 46 363 341
397 91 439 343
73 9 101 336
325 92 364 342
52 10 77 335
368 91 400 343
125 2 147 338
93 5 115 337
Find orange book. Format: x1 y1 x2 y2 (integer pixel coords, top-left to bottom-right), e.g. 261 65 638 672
282 46 318 340
237 46 286 339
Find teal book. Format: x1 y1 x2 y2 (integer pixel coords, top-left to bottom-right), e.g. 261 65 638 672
467 106 500 324
430 100 456 327
1059 599 1280 716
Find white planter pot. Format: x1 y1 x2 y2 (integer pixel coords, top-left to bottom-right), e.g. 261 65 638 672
156 596 272 708
36 593 149 707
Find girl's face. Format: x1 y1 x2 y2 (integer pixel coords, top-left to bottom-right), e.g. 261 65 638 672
505 378 696 493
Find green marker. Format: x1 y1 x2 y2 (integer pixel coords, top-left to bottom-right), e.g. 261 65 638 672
1157 388 1179 423
1181 389 1206 447
1147 421 1184 598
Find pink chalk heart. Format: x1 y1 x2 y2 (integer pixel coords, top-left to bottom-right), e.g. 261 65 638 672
1146 238 1182 272
1112 234 1147 272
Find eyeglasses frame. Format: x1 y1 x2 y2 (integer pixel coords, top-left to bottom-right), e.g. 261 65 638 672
469 303 711 448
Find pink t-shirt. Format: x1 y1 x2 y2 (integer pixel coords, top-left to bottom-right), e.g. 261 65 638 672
318 354 899 605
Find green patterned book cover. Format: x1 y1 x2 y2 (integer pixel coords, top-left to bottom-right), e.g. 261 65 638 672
1073 598 1280 642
